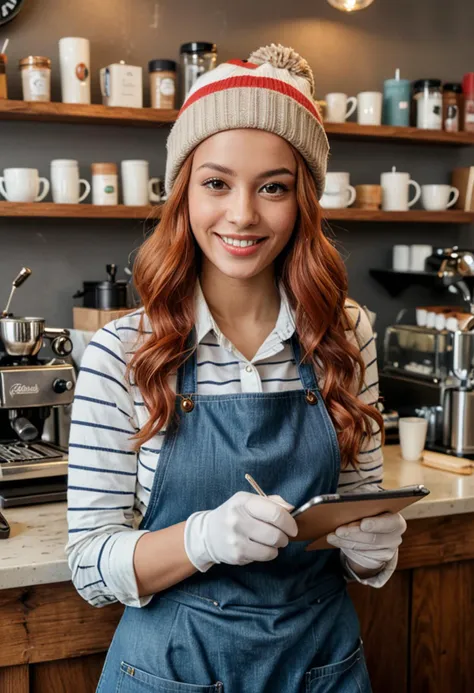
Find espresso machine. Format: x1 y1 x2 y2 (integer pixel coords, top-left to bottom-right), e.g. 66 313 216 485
380 247 474 458
0 268 76 507
380 326 474 457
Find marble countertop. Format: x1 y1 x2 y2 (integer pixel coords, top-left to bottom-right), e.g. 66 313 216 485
2 445 474 590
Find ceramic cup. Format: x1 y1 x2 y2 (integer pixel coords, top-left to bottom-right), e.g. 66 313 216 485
421 184 460 211
0 168 50 202
381 169 421 211
320 172 356 209
121 160 161 206
393 245 410 271
51 159 90 204
399 417 428 461
410 244 433 272
324 93 357 123
357 91 383 126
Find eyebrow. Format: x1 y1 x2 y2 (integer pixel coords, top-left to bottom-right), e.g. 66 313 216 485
196 163 295 179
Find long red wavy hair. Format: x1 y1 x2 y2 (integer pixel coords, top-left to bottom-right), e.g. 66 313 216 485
129 147 384 469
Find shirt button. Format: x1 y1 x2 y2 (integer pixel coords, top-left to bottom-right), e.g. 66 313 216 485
245 365 253 373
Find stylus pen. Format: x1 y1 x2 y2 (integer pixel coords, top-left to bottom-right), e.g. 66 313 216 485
245 473 267 497
244 475 288 508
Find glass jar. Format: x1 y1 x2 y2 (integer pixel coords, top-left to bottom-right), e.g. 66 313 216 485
179 42 217 105
462 73 474 133
91 163 118 205
0 53 7 99
413 79 442 130
19 56 51 102
149 59 176 109
442 83 462 132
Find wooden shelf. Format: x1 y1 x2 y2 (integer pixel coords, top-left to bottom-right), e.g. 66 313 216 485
0 202 163 219
0 100 178 127
323 209 474 223
0 203 471 224
1 102 474 146
324 122 474 146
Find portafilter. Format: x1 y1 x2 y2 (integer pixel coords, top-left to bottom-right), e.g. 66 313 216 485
0 317 72 357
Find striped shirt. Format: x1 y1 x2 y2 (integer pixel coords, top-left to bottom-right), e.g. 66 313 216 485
66 281 383 608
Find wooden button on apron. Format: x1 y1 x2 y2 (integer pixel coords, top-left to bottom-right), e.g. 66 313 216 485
305 390 318 405
181 397 194 412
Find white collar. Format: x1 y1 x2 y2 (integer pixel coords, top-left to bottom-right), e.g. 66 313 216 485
195 279 296 346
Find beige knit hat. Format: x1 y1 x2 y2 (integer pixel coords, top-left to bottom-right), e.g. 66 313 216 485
165 43 329 198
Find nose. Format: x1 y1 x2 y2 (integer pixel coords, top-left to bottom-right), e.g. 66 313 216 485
225 189 259 229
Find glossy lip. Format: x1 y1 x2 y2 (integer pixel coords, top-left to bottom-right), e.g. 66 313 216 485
214 233 268 257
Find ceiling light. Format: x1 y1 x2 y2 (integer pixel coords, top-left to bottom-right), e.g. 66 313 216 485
328 0 375 12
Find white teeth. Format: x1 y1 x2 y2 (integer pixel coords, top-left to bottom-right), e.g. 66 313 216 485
221 236 260 248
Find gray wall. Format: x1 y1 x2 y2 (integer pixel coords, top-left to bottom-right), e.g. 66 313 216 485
1 0 474 339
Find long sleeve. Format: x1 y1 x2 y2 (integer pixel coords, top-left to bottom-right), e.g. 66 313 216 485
336 303 383 495
66 323 152 608
337 303 397 588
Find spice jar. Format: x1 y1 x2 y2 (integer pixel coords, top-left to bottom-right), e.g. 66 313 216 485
413 79 442 130
91 163 118 205
0 53 7 99
148 60 176 109
179 42 217 105
462 73 474 133
19 56 51 102
442 83 462 132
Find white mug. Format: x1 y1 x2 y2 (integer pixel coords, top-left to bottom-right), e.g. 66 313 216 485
410 244 433 272
121 160 161 206
421 184 459 211
0 168 49 202
393 245 410 272
324 93 357 123
399 417 428 461
51 159 90 204
320 172 356 209
59 37 91 104
381 168 421 211
357 91 383 126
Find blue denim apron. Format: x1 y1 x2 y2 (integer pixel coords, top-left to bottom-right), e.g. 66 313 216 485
96 332 372 693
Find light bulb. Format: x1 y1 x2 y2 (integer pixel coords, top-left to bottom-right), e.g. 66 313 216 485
328 0 375 12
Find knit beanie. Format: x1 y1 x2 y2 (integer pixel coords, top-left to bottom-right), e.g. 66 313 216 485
165 43 329 198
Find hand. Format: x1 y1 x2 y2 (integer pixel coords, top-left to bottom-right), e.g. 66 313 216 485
326 512 407 573
184 492 298 572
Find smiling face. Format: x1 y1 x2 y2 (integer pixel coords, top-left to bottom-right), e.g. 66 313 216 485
188 129 298 281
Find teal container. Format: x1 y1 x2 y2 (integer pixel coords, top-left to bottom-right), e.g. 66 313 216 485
383 78 411 126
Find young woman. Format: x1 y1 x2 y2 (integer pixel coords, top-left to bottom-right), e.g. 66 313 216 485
67 44 406 693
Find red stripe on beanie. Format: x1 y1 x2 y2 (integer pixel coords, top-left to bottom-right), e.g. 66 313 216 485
180 75 322 123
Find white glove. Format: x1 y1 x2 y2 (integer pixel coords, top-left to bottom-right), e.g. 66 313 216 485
184 492 298 572
326 512 407 573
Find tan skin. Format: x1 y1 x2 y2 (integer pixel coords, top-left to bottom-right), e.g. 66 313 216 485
134 129 376 598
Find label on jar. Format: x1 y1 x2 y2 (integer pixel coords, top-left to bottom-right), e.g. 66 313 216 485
445 104 459 132
160 77 175 96
153 75 175 109
24 68 50 100
416 93 442 130
466 100 474 125
92 174 118 205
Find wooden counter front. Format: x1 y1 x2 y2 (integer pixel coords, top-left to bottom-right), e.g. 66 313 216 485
1 511 473 692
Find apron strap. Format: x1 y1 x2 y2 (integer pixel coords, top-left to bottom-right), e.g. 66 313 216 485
290 333 319 392
177 328 198 395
